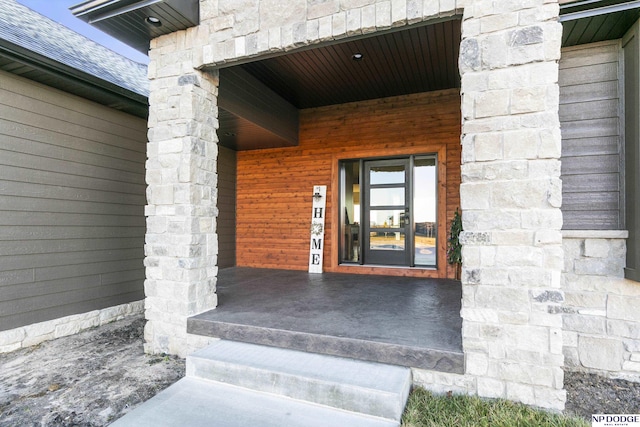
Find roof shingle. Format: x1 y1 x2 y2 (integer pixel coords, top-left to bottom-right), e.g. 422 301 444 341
0 0 148 97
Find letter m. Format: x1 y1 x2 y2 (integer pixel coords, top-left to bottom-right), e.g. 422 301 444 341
312 238 323 250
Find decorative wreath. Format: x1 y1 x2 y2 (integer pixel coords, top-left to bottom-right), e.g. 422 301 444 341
310 223 324 236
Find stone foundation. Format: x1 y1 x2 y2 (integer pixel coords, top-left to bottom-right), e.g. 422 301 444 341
562 231 640 381
0 300 144 353
412 369 476 396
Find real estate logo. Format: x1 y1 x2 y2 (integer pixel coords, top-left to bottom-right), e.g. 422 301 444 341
592 414 640 427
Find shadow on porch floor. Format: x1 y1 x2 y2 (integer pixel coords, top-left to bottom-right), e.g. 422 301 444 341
188 267 463 373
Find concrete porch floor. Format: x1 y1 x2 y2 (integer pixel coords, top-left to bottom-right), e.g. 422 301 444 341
187 267 464 373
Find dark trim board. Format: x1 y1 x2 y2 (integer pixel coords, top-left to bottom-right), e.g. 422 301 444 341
218 67 299 151
217 146 237 269
623 23 640 281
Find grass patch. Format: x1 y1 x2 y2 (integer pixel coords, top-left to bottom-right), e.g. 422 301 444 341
401 388 589 427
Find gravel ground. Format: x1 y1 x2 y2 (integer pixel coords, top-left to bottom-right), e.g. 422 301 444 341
0 315 638 426
565 371 640 419
0 316 184 426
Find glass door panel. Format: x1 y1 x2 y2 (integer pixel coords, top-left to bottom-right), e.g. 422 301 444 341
364 159 410 265
369 209 406 228
369 188 405 206
369 232 406 251
414 157 437 267
340 160 361 263
369 166 405 184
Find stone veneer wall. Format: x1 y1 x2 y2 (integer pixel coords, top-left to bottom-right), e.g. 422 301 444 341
0 300 144 353
144 44 220 356
562 231 640 381
457 1 565 410
145 0 566 409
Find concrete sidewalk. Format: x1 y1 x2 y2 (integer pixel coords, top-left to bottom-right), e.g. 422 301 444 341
111 340 412 427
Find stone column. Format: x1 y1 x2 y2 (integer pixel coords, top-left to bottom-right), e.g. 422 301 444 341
458 1 566 410
144 33 219 357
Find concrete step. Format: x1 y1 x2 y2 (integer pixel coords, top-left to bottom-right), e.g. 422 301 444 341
109 377 399 427
187 340 412 422
188 316 464 373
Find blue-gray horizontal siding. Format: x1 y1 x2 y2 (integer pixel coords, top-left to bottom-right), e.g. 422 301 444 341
560 40 623 230
0 70 146 331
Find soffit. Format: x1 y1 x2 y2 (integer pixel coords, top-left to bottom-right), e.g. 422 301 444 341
561 0 640 46
239 18 462 110
215 18 462 151
70 0 199 54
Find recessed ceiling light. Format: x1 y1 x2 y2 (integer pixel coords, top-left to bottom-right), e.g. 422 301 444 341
352 52 364 61
146 16 162 27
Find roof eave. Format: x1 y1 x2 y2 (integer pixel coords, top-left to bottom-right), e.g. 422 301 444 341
560 0 640 21
0 38 148 117
70 0 199 54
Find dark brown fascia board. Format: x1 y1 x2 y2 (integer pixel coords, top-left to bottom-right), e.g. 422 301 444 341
0 39 148 117
70 0 198 54
219 67 299 147
70 0 198 30
70 0 136 19
560 0 640 20
73 0 160 23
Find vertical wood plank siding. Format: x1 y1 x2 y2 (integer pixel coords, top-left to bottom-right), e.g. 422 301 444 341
560 41 623 230
217 146 237 268
0 70 146 331
236 89 461 278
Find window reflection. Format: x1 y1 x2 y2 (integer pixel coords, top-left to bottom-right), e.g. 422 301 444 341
414 157 437 267
341 161 360 263
369 232 405 251
369 210 405 228
369 188 405 206
369 165 404 185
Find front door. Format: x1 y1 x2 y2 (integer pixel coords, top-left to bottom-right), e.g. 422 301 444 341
363 159 410 265
340 154 438 268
